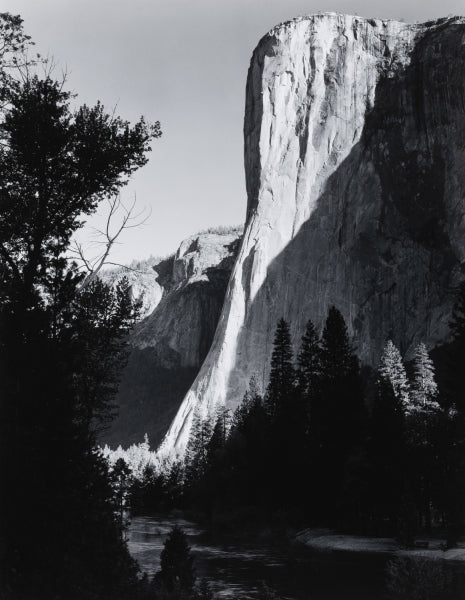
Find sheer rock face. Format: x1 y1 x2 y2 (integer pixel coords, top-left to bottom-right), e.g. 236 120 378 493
160 13 465 456
130 231 242 367
101 229 241 448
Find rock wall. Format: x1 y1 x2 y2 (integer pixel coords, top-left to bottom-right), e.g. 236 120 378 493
100 228 242 448
160 13 465 456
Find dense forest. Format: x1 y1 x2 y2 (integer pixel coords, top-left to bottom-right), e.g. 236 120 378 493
121 294 465 550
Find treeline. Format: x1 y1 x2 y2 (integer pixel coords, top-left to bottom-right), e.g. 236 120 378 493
128 288 465 545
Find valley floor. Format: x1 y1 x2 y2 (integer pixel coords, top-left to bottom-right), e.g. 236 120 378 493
296 529 465 562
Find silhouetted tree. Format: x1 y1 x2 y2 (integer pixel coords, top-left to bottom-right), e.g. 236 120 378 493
185 410 213 487
297 319 321 405
0 51 160 598
316 307 366 526
264 319 305 505
207 406 230 459
112 457 132 538
225 378 268 507
265 318 295 420
153 526 195 599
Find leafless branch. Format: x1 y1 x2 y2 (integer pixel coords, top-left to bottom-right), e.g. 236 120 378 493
72 194 151 289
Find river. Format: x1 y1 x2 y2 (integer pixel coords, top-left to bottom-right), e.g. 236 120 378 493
127 514 390 599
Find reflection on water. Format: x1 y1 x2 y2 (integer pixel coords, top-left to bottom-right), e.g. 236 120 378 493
127 514 388 599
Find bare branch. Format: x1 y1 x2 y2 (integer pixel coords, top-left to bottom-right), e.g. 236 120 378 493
102 262 149 274
73 194 151 290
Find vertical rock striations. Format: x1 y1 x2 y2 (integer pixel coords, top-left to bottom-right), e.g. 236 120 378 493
161 13 465 456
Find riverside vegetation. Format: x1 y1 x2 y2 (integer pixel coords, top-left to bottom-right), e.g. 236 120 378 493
108 293 465 599
115 295 465 549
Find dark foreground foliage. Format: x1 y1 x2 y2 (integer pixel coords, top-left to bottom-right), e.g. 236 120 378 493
0 12 160 599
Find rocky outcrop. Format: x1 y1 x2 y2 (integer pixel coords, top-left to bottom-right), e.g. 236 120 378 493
160 13 465 456
100 228 242 448
99 260 164 319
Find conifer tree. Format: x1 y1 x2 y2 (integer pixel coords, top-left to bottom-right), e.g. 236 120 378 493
318 307 364 432
206 406 230 468
232 375 261 433
227 377 268 507
316 307 366 525
153 525 195 598
111 457 132 538
184 409 213 496
265 318 295 419
378 340 410 410
231 376 265 438
320 307 355 379
297 319 321 400
410 343 439 412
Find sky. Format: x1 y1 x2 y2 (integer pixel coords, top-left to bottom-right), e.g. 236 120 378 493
7 0 465 263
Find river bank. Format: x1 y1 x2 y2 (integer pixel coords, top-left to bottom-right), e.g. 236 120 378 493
126 513 464 599
296 528 465 563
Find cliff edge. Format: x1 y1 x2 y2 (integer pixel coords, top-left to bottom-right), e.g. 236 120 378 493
161 13 465 456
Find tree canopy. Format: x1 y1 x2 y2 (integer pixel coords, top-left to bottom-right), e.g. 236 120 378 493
0 13 161 598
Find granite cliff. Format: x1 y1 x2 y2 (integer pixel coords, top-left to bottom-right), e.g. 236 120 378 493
101 228 242 448
161 13 465 456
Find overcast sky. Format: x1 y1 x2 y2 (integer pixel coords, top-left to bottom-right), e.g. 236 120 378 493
7 0 465 263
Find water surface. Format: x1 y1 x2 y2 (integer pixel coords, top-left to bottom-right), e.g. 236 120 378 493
127 514 389 599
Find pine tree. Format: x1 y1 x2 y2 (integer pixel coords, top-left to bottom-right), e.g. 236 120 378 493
318 307 364 434
206 407 230 469
410 343 439 412
184 409 213 498
316 307 366 526
111 457 132 538
232 376 260 433
378 340 410 410
213 405 230 447
227 378 268 507
265 318 295 419
297 319 321 400
153 525 196 598
185 409 213 468
320 307 355 379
